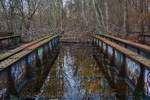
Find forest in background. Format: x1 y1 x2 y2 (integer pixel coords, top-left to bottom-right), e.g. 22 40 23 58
0 0 149 40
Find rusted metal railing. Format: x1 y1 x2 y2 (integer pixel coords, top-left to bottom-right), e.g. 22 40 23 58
139 34 150 45
92 34 150 98
0 35 52 62
96 33 150 59
0 35 21 49
0 32 14 37
0 34 60 99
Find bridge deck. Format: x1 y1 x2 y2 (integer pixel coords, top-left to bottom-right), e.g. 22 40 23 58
94 35 150 68
0 36 50 62
0 35 58 70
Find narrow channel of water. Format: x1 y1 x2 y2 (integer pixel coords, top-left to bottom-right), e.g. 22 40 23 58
18 43 133 100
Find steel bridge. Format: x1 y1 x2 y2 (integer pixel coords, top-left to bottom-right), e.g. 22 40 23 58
0 32 150 100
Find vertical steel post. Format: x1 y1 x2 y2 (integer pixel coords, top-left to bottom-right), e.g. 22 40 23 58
119 54 126 77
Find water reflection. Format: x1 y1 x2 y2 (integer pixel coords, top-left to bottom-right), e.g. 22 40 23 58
36 43 118 100
18 43 133 100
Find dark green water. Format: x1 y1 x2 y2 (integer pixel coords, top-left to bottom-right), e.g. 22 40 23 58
18 43 133 100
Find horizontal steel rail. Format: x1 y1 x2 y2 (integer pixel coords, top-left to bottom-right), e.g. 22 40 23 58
0 35 20 40
95 33 150 59
0 32 13 37
139 34 150 45
139 34 150 37
0 35 21 49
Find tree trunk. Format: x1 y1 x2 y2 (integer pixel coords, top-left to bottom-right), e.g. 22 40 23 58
123 0 128 33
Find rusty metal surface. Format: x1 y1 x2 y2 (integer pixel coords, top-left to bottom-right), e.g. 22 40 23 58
139 34 150 37
139 34 150 45
0 32 13 37
0 36 51 62
0 35 20 40
96 34 150 53
93 35 150 69
0 34 58 70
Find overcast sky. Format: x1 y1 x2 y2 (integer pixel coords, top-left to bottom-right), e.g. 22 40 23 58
63 0 71 6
